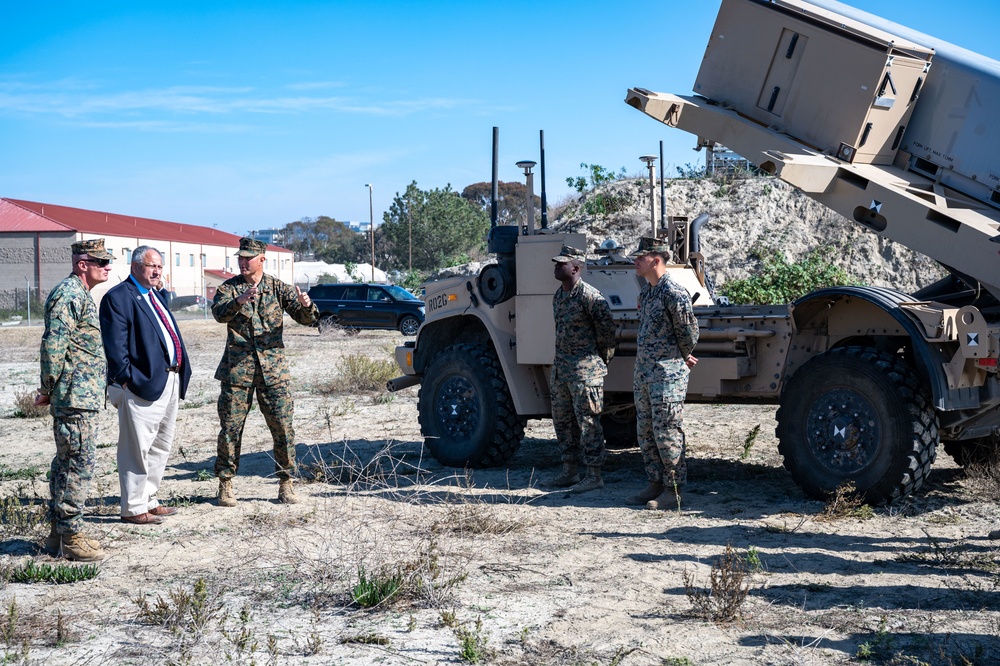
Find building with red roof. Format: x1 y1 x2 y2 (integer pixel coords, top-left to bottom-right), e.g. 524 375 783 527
0 198 294 307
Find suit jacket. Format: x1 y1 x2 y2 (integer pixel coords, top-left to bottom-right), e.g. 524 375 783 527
99 277 192 402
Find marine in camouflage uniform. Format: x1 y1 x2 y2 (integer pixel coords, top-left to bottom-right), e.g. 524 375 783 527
548 245 617 493
627 237 699 509
212 237 318 506
38 238 113 561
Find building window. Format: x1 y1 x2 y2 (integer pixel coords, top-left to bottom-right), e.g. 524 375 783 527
175 253 180 267
189 254 194 267
123 248 131 258
201 254 206 268
225 256 230 270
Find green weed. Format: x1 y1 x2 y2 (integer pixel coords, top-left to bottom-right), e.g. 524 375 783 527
739 424 761 460
132 577 224 638
454 616 491 664
745 546 763 573
2 561 100 585
340 633 390 646
351 567 404 608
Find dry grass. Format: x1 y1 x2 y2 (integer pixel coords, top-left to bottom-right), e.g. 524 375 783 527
684 543 751 624
817 481 874 521
319 353 398 394
10 389 47 419
963 456 1000 502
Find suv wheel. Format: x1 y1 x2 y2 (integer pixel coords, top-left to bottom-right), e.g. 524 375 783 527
398 315 420 336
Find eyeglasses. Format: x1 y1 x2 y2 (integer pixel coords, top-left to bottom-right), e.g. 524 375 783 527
86 258 111 267
143 263 164 270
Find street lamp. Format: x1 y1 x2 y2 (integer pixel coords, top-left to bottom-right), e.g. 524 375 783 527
639 155 658 237
364 183 375 282
516 160 536 234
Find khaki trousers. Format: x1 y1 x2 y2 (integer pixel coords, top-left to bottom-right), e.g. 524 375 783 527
109 373 179 517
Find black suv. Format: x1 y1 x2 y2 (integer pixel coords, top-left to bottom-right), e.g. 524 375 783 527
308 283 424 336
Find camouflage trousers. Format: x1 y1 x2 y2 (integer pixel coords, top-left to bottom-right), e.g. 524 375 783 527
550 378 606 468
634 380 687 485
215 380 296 480
49 407 98 534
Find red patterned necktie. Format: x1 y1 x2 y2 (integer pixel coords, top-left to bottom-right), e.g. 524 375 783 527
149 292 183 369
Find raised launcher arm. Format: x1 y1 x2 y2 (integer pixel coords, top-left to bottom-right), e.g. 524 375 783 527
626 0 1000 305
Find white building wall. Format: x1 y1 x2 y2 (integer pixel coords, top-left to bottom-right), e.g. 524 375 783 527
79 233 295 305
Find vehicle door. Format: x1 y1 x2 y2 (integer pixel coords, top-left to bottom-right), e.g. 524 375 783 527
337 285 366 326
362 286 397 328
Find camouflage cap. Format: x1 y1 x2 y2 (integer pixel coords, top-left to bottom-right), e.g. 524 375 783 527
552 245 587 263
72 238 113 261
235 237 267 257
628 236 670 259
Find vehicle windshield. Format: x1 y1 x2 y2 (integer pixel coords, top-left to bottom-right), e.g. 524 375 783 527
385 285 419 301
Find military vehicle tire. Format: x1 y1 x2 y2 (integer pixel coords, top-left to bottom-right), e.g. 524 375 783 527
418 343 525 467
776 346 938 504
398 315 420 337
601 406 638 448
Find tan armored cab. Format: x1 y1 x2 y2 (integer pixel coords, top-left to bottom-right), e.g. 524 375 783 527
393 0 1000 505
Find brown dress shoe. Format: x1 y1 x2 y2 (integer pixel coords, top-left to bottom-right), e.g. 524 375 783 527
121 512 166 525
148 505 178 516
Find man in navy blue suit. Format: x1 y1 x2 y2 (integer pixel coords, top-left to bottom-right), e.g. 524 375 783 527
100 246 191 525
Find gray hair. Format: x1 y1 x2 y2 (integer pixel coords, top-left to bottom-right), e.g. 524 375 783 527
131 246 164 265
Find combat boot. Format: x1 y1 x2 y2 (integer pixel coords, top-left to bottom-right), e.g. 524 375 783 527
60 532 105 562
41 523 60 555
625 482 664 506
278 478 300 504
568 466 604 494
646 488 680 511
218 478 237 507
547 462 580 488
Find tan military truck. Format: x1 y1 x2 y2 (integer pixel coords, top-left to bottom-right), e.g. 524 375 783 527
390 0 1000 504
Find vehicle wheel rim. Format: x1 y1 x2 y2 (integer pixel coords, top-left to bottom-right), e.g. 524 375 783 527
401 318 418 336
805 388 881 474
434 375 479 441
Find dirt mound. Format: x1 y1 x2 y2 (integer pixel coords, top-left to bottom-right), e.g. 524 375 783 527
550 176 946 294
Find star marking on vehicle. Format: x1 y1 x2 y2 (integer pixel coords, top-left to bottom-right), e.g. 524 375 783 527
869 200 883 213
968 333 980 346
834 425 846 438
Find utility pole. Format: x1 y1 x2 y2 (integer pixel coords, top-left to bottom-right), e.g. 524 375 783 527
365 184 375 282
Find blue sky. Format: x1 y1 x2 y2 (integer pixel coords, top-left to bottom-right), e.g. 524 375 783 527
3 0 998 236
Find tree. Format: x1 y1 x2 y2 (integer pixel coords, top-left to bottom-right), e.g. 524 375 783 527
461 181 541 227
378 182 490 272
566 163 627 194
280 216 367 263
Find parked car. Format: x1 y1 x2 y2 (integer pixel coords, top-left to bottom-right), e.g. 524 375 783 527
308 283 424 335
168 294 207 311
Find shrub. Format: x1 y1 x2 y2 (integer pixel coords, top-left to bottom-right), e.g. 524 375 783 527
325 354 398 394
720 247 851 305
818 481 874 521
684 543 750 623
11 389 48 419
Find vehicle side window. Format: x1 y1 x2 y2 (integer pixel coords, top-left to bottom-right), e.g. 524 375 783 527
342 286 363 301
368 288 389 302
326 286 345 299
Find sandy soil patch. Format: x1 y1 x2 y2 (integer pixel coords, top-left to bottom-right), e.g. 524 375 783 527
0 319 997 665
